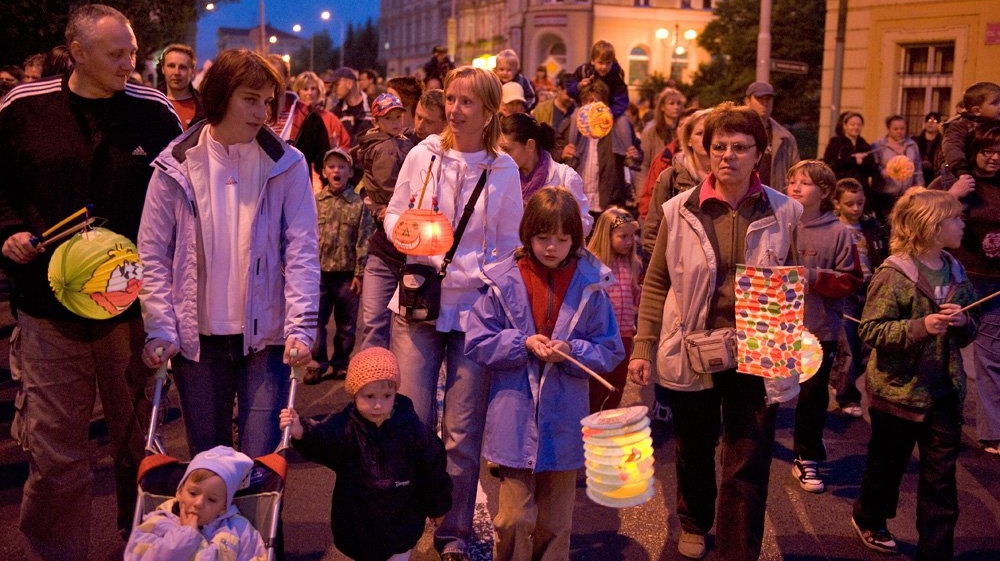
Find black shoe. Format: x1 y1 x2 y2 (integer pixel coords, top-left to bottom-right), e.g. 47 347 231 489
303 363 332 385
331 366 348 380
850 516 899 555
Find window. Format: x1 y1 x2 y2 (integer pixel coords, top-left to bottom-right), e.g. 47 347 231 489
898 42 954 134
635 0 650 6
627 46 650 86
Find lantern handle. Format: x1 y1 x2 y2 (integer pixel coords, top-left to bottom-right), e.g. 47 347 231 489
415 155 437 209
550 346 616 392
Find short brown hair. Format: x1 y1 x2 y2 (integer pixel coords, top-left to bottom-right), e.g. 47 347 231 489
590 40 616 64
200 49 282 126
519 187 584 260
159 43 196 71
786 160 837 212
702 101 768 155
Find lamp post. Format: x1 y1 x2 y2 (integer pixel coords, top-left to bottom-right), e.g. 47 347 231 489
321 10 345 69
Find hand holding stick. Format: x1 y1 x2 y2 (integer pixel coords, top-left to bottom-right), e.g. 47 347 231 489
549 346 616 392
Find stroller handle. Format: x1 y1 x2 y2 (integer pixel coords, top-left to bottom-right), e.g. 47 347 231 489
144 347 171 455
279 348 304 452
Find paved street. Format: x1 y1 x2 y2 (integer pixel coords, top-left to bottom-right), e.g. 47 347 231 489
1 350 999 561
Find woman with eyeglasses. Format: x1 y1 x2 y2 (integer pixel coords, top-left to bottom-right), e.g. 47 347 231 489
499 112 593 235
822 111 879 193
628 102 802 561
930 124 1000 457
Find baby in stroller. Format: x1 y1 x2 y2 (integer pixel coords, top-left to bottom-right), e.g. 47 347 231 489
125 445 266 560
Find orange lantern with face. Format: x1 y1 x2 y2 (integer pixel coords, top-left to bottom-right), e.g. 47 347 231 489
392 208 455 256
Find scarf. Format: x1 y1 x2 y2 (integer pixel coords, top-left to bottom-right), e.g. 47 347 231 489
520 148 552 203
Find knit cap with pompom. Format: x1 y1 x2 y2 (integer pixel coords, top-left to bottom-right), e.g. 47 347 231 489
345 347 401 396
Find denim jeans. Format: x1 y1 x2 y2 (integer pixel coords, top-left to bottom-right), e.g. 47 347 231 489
11 313 148 560
853 398 961 560
492 466 576 561
832 296 865 406
313 271 359 369
793 340 837 460
973 278 1000 442
172 335 290 458
665 371 778 561
359 254 399 351
390 315 489 557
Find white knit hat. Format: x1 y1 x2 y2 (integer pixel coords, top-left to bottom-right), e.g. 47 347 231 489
179 445 254 507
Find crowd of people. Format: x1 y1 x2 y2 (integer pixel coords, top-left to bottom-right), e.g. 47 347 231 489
1 4 998 561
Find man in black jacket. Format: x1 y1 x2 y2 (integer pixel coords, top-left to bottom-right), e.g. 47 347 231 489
0 5 181 559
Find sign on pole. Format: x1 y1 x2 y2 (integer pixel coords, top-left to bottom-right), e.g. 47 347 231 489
771 59 809 74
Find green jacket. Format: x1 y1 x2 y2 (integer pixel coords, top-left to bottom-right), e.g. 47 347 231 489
859 253 977 420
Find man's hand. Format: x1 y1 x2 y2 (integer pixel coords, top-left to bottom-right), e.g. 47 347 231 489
2 232 43 264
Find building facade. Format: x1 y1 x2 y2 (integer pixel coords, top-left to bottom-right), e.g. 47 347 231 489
818 0 1000 152
217 24 306 60
379 0 715 94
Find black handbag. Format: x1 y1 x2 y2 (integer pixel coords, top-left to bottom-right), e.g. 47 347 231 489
398 168 489 321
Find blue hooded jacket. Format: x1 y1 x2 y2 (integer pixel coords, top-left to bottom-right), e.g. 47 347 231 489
465 250 624 472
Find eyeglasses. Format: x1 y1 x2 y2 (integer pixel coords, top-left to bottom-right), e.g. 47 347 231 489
981 149 1000 159
710 143 754 156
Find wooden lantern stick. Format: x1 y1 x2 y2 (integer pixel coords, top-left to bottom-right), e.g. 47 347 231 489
415 155 437 209
948 289 1000 317
549 346 616 392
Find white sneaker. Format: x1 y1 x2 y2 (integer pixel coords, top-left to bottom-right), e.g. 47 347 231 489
792 458 825 493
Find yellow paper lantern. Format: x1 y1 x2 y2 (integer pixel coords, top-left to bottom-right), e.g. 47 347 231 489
392 208 454 256
576 102 614 139
47 227 143 319
580 405 656 508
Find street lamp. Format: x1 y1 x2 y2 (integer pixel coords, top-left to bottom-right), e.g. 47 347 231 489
293 24 317 71
321 10 345 69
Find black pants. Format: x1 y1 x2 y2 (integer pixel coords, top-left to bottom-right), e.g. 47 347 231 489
853 397 961 560
793 340 837 460
666 371 778 561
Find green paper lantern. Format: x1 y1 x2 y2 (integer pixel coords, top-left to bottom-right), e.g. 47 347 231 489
48 227 143 319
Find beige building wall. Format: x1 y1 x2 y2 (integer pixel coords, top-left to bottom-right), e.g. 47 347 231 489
819 0 1000 153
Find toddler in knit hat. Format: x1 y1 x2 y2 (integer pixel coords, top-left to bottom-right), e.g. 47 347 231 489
278 347 452 560
125 445 266 560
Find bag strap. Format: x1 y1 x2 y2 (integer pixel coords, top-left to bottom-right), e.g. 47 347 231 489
440 168 489 276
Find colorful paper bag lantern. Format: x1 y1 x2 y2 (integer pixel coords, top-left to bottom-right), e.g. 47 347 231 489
581 406 656 508
734 265 808 379
797 329 822 383
48 227 143 319
392 208 455 256
576 102 613 139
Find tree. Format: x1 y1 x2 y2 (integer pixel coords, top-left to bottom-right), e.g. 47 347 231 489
290 31 335 75
342 19 385 76
689 0 825 156
0 1 227 67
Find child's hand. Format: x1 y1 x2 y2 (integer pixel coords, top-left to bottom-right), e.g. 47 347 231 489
923 306 965 335
279 408 304 440
351 276 363 295
527 336 570 363
579 77 592 88
142 339 177 369
940 303 968 327
561 144 576 161
178 507 199 528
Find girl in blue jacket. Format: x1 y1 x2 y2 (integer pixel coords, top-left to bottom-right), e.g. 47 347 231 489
465 186 624 561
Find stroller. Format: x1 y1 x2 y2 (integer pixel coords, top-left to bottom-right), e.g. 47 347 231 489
131 351 304 561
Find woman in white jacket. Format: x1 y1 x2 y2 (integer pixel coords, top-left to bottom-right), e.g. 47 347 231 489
499 112 593 236
383 66 523 561
139 49 320 459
